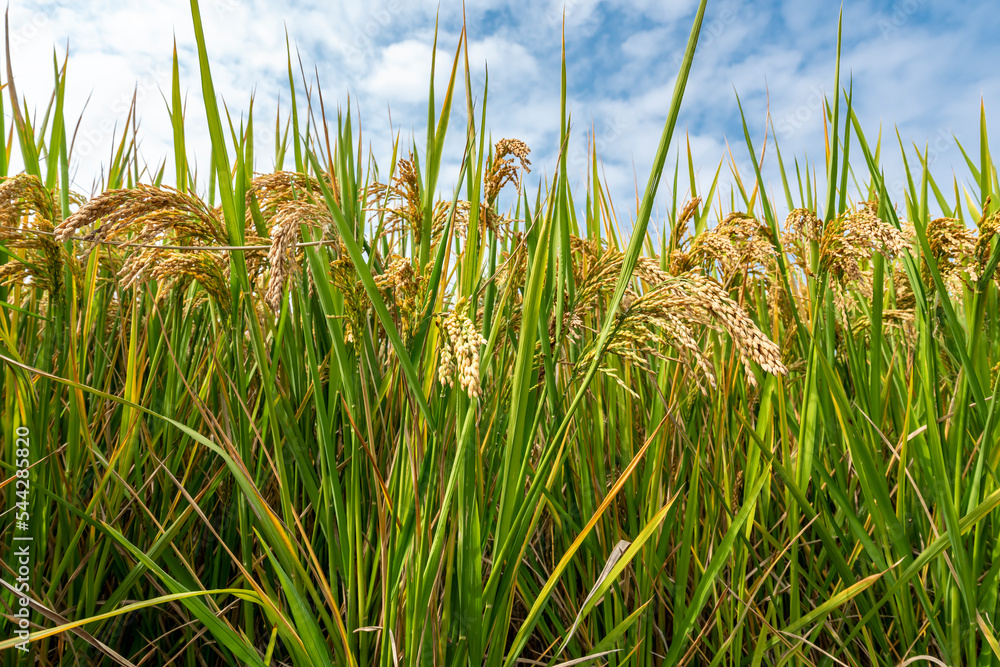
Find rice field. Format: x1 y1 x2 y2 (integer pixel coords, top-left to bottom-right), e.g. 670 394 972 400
2 1 1000 665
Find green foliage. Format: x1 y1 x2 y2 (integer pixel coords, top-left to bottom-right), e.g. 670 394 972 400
2 3 1000 666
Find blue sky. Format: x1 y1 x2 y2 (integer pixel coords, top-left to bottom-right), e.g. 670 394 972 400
7 0 999 224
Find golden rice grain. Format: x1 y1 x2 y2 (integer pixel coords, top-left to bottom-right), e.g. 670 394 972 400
437 297 488 398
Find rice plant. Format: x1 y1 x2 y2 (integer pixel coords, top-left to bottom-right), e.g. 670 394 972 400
1 2 1000 665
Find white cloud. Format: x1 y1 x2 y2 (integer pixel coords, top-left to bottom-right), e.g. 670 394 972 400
2 0 998 227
